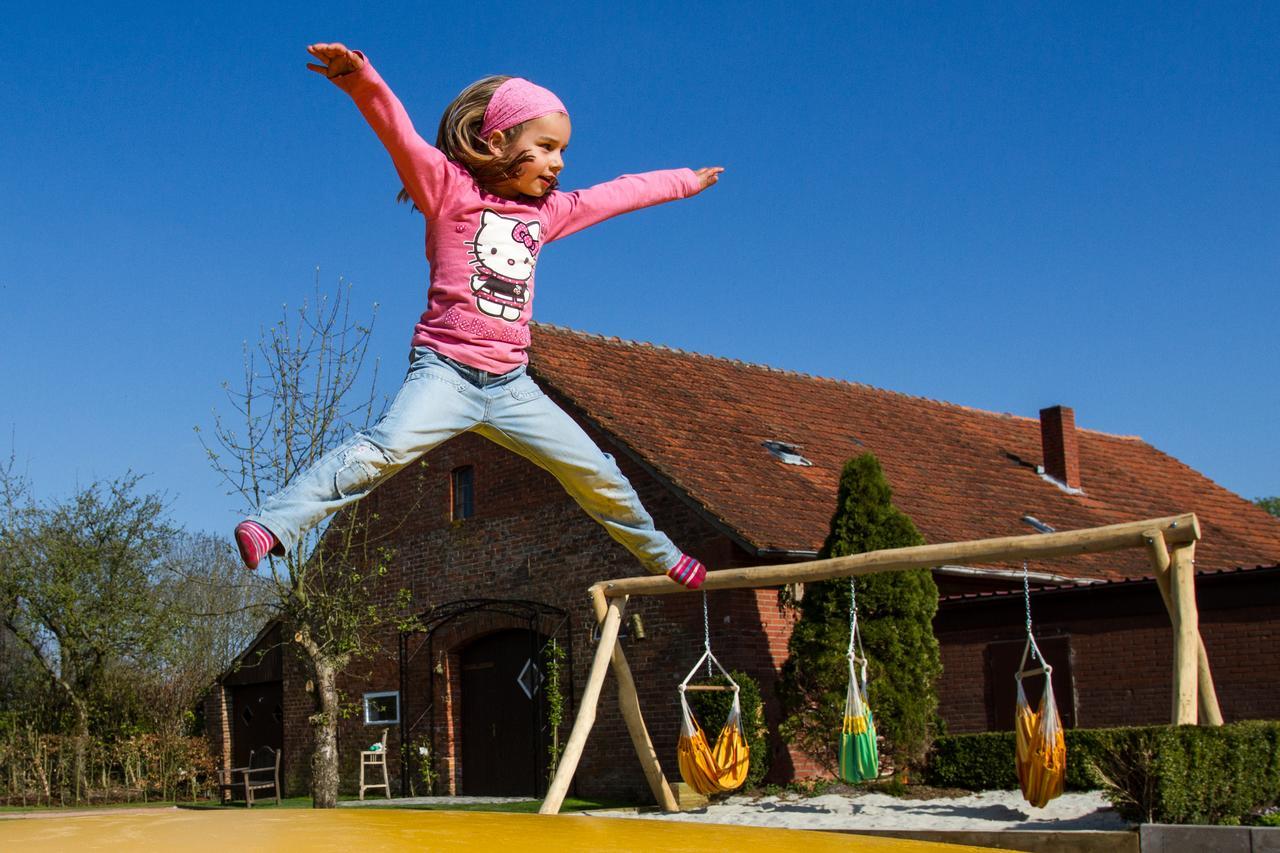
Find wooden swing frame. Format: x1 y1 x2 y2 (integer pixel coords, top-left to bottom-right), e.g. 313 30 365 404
538 512 1220 814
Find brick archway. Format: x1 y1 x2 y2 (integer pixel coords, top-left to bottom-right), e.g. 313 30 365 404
397 600 573 796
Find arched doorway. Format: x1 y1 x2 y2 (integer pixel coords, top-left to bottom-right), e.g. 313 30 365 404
460 629 550 796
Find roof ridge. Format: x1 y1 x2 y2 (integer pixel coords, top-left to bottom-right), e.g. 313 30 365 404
530 323 1142 441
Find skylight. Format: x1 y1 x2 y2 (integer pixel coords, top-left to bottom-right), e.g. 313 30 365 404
1021 515 1056 534
763 441 813 467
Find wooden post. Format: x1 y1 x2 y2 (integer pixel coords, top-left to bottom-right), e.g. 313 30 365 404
1194 634 1224 726
539 591 626 815
588 592 679 813
1145 533 1223 726
1168 542 1199 725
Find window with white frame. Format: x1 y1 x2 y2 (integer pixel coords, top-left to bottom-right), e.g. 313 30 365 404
363 691 400 725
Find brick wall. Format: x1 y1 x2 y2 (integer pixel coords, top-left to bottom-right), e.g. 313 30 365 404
280 641 313 797
203 685 232 781
935 569 1280 733
275 413 770 801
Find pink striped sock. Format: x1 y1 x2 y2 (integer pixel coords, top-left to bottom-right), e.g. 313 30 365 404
666 554 707 590
235 520 277 571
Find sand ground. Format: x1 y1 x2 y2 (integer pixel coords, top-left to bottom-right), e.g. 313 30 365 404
594 790 1130 832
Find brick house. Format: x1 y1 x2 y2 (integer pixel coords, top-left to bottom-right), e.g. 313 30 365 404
205 325 1280 801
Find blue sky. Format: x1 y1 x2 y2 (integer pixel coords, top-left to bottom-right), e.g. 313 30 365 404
4 1 1277 533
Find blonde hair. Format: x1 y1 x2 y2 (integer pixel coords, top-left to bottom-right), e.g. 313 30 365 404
396 75 537 205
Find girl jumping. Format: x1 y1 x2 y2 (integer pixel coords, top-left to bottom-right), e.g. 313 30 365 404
234 43 721 590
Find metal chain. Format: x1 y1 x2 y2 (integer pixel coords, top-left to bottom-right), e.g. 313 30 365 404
1023 559 1040 663
702 591 713 678
848 577 857 657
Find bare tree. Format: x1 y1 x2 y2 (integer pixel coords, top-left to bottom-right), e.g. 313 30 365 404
200 276 413 807
146 531 273 735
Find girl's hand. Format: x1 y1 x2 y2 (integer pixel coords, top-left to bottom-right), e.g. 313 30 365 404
306 43 365 78
693 167 724 193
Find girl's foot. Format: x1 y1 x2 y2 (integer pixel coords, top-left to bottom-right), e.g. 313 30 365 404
667 554 707 589
235 520 277 570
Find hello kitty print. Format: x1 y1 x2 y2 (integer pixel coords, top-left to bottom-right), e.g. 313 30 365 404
466 210 539 322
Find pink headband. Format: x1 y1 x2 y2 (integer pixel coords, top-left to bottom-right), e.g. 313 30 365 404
480 77 568 138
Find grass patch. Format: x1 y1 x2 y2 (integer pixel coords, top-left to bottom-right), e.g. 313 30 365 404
2 795 636 815
180 796 315 810
0 800 198 815
361 796 634 814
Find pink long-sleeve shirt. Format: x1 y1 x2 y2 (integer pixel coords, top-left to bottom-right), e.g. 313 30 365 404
333 60 701 374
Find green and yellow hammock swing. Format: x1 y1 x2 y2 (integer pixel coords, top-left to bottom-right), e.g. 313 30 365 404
676 592 750 796
1014 561 1066 808
839 577 879 783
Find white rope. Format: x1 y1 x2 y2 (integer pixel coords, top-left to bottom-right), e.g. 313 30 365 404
680 592 738 693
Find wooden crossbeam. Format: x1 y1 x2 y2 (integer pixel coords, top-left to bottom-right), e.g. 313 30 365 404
596 514 1199 598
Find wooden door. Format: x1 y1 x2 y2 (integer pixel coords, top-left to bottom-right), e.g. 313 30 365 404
460 630 547 796
231 681 284 778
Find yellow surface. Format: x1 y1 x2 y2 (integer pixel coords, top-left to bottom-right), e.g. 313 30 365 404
0 808 1011 852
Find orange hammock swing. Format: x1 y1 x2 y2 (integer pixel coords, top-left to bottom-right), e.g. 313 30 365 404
676 593 750 795
1014 563 1066 808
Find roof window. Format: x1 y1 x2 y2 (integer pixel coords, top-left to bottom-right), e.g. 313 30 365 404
1021 515 1056 534
763 441 813 467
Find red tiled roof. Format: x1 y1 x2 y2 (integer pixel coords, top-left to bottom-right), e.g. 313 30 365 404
528 325 1280 581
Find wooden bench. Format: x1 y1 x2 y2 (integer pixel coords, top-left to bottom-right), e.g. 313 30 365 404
219 746 281 807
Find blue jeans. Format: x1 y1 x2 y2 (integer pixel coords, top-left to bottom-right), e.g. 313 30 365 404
250 346 681 575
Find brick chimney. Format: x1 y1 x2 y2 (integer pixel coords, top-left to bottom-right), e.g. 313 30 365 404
1039 405 1081 489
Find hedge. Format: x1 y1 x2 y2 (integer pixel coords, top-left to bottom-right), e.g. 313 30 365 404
924 720 1280 825
0 726 217 806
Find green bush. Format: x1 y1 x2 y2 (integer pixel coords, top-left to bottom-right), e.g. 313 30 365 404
926 728 1101 791
924 721 1280 825
778 453 941 774
926 730 1018 791
686 670 770 791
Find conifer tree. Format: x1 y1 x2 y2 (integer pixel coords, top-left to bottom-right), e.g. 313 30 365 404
778 452 942 775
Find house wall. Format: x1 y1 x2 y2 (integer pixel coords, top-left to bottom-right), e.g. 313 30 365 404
276 416 786 802
203 686 233 785
229 387 1280 800
934 569 1280 733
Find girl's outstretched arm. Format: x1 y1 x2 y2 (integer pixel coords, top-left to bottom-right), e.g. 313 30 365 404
540 166 724 243
306 43 464 219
